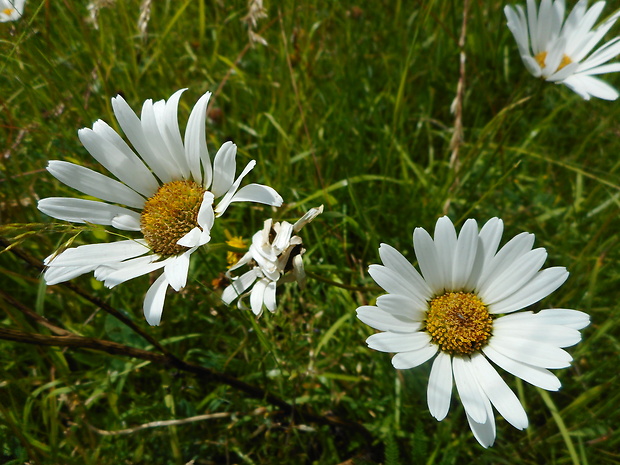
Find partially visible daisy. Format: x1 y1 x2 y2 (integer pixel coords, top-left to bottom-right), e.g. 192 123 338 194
0 0 25 22
505 0 620 100
39 89 283 326
222 205 323 316
356 216 589 447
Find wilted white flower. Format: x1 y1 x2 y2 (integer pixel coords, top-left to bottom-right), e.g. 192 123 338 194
39 89 283 325
357 216 589 447
505 0 620 100
0 0 25 22
222 206 323 316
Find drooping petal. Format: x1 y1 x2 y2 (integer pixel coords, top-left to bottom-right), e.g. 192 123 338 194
465 393 496 449
164 250 192 291
250 278 268 316
227 184 284 208
427 352 453 421
221 269 261 304
143 273 169 326
213 160 256 216
452 356 487 424
470 353 528 430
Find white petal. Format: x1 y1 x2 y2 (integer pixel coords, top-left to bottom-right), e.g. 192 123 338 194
111 214 141 231
184 91 211 186
367 264 426 302
479 248 548 304
563 74 619 100
264 280 277 312
221 269 260 304
378 243 432 301
534 308 590 330
488 267 568 314
250 278 268 316
356 306 422 333
111 95 174 183
493 319 582 347
427 352 453 421
164 251 191 291
476 232 535 291
143 273 169 326
38 198 141 231
159 88 191 178
452 356 487 424
210 141 237 197
470 353 528 430
413 226 444 295
375 294 428 321
433 216 458 288
214 159 256 216
80 122 159 197
177 227 203 248
197 191 215 233
452 219 478 290
44 264 97 285
366 331 431 353
47 161 145 209
44 240 149 267
465 217 503 290
95 255 168 288
487 335 572 369
391 344 438 369
140 99 183 180
482 345 561 391
466 395 496 448
293 205 324 232
228 183 284 208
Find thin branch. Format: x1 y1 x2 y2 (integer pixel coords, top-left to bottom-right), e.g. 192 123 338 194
0 237 175 359
86 412 232 435
0 326 377 449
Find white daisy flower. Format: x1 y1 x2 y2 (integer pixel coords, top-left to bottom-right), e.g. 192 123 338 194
222 205 323 316
505 0 620 100
356 216 589 447
39 89 283 326
0 0 25 22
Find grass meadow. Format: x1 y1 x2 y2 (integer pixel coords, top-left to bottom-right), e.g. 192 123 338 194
1 0 620 463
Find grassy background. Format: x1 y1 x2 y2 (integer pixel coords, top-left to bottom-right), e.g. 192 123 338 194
1 0 620 463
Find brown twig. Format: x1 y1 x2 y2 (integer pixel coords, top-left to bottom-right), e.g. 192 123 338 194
0 236 175 358
0 326 376 447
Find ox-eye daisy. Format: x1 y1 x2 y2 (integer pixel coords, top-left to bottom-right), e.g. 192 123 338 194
39 89 283 326
356 216 589 447
222 205 323 316
505 0 620 100
0 0 25 21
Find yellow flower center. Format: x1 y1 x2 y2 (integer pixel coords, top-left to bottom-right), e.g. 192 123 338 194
534 51 573 73
140 180 206 257
425 292 493 355
226 236 246 267
3 8 15 15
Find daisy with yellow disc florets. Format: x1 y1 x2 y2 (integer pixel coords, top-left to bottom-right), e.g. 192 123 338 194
357 216 589 447
39 89 283 325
